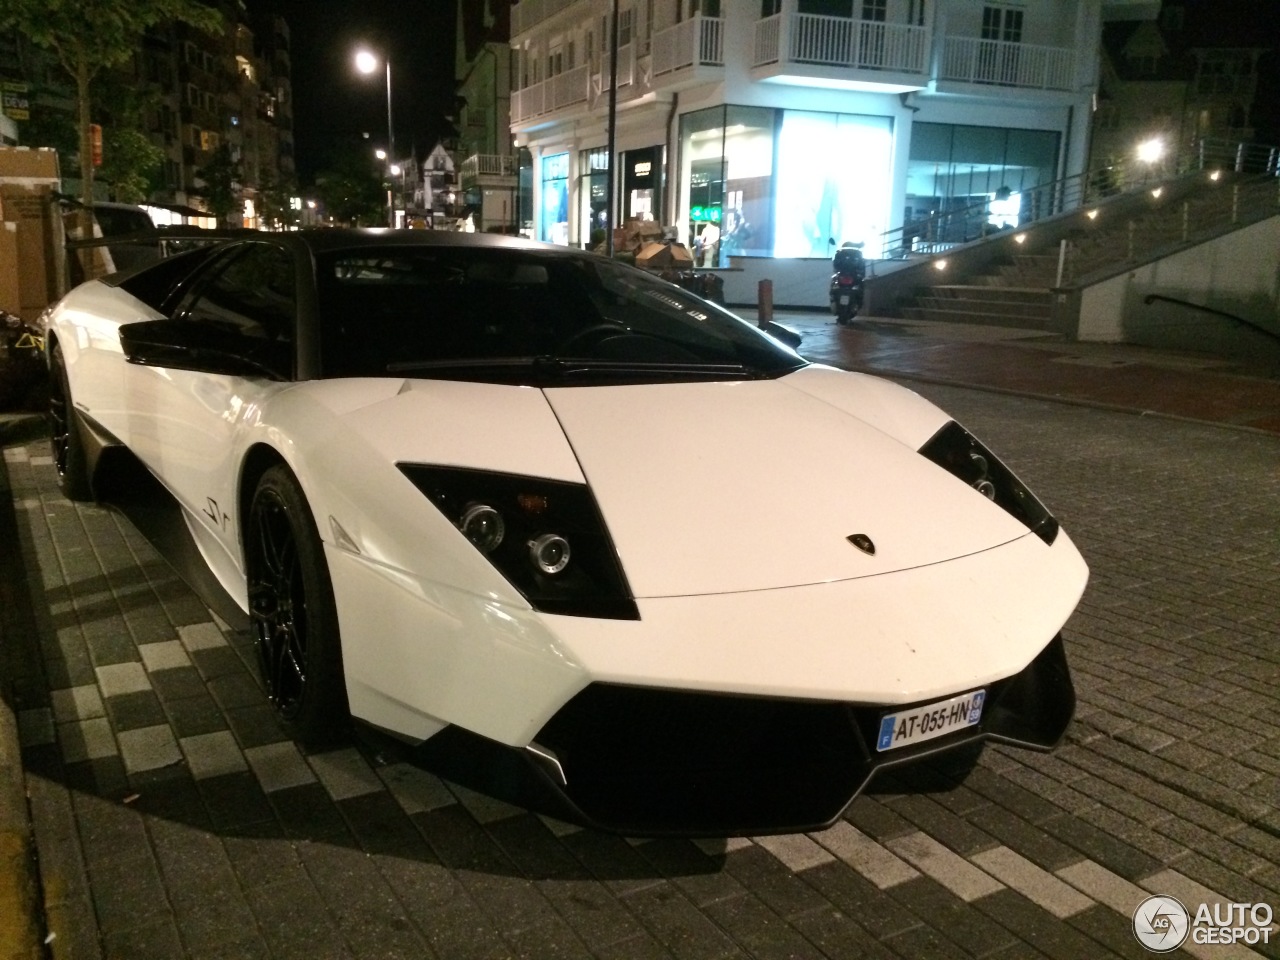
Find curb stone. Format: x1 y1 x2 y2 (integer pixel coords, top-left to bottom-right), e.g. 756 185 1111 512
0 414 48 960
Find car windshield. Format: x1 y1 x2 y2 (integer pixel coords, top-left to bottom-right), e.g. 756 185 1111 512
314 246 805 385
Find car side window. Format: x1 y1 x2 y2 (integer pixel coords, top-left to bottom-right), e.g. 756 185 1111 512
184 244 297 344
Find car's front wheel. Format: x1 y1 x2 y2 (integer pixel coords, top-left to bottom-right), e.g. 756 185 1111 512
246 464 348 746
48 343 92 501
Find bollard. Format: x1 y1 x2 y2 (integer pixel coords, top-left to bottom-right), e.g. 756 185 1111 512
757 278 773 328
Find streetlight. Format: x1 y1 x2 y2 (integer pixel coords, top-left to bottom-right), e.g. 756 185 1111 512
356 48 395 226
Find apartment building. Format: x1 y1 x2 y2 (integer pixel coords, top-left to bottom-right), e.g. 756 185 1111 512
457 0 522 231
508 0 1138 267
0 5 294 225
1091 3 1267 174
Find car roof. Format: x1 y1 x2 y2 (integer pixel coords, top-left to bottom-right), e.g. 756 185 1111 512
251 229 573 257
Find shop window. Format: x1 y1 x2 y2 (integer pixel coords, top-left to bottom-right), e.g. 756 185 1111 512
774 110 892 258
540 152 570 245
579 147 610 247
678 105 775 263
904 121 1058 246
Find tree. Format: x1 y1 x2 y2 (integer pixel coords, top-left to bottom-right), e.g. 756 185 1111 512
101 127 164 203
314 152 386 227
0 0 222 208
193 143 242 226
255 173 299 231
95 72 164 204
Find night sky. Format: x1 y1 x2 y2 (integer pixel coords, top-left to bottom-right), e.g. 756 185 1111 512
245 0 459 185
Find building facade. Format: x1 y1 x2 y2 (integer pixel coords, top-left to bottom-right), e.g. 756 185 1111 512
0 5 294 226
1091 2 1266 176
457 0 521 232
509 0 1125 264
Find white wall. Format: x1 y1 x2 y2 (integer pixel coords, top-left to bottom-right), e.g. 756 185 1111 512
1078 216 1280 345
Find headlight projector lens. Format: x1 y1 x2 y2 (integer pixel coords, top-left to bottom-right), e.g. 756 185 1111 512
530 534 571 574
460 503 505 552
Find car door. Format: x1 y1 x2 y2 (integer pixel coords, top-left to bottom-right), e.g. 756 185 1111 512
122 240 298 575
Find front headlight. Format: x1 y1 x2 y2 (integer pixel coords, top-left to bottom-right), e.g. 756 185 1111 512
398 464 639 619
919 421 1059 545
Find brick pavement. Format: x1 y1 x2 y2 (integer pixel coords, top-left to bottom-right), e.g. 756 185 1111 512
774 313 1280 435
1 381 1279 959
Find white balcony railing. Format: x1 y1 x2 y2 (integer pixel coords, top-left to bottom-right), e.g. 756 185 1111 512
460 154 517 182
940 36 1074 91
753 13 928 75
653 15 724 78
511 62 588 124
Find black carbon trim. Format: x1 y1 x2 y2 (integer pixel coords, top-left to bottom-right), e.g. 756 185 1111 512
376 635 1074 837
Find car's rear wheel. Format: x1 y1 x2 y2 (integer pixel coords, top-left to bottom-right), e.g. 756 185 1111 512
48 343 92 501
246 464 347 746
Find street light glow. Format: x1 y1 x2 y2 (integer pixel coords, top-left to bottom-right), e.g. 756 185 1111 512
390 164 401 176
1136 137 1165 164
355 50 378 75
375 149 387 161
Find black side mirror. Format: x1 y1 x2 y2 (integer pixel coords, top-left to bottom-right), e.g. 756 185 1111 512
119 319 290 380
761 321 803 349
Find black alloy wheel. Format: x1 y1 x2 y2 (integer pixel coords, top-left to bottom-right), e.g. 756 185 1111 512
246 464 347 745
48 344 92 500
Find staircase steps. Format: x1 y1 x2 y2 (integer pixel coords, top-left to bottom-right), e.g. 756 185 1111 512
894 169 1280 331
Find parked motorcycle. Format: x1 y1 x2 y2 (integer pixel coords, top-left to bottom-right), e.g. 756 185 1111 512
829 241 865 325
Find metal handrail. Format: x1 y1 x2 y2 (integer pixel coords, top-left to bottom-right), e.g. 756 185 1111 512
1143 294 1280 346
882 137 1279 259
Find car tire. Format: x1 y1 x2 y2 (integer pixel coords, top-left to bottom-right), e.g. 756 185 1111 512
48 344 92 501
246 463 348 747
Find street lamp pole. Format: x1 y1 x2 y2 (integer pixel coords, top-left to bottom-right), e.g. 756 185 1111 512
357 49 396 227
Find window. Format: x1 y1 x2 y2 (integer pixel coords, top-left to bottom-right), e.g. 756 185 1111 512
861 0 886 22
982 5 1023 43
908 0 926 26
185 244 297 350
579 147 610 246
980 4 1024 84
541 152 570 245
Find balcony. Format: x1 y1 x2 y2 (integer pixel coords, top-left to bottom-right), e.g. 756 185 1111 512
652 16 724 89
937 37 1074 93
511 62 588 126
752 13 929 92
460 153 518 189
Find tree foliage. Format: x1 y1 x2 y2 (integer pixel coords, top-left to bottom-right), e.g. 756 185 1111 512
194 143 242 225
314 152 387 227
0 0 222 206
256 173 299 231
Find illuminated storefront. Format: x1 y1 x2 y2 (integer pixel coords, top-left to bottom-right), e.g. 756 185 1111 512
905 123 1060 245
540 152 569 245
677 105 894 262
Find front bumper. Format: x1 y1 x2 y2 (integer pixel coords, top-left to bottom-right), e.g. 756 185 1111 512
390 634 1074 837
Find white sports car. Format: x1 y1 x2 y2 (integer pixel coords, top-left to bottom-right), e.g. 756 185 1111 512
45 231 1087 835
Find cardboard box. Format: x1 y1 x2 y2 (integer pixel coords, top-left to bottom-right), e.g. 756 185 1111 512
634 241 694 269
0 146 64 322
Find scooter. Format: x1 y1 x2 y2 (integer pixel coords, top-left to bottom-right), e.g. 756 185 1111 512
829 241 865 326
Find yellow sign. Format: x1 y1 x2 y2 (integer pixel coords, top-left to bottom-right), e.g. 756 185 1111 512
2 82 30 121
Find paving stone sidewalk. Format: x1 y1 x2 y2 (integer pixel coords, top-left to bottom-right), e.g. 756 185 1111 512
2 384 1279 960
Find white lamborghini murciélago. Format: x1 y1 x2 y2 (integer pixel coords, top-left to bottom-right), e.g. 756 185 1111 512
44 231 1087 835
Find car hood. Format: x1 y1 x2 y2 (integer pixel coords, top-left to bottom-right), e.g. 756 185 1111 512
544 373 1033 599
323 373 1037 602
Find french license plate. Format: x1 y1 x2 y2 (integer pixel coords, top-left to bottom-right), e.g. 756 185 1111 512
838 294 851 305
876 690 985 752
